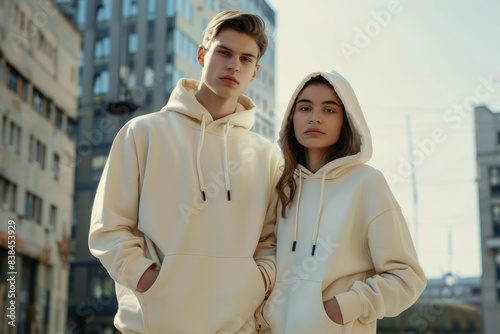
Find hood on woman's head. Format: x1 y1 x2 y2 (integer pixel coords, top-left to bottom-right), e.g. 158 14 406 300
279 71 373 176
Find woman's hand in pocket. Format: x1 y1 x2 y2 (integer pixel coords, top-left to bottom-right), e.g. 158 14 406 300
323 297 344 324
137 265 160 292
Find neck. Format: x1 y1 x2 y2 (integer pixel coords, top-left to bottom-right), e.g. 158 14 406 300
305 148 327 173
195 85 238 120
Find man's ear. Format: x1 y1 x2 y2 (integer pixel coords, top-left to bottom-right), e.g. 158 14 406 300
251 64 260 81
197 45 206 67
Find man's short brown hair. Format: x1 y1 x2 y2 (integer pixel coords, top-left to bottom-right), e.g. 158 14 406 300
202 10 268 60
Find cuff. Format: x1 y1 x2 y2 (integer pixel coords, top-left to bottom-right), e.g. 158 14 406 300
334 290 364 324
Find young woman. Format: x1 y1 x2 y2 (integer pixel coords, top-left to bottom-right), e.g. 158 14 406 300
262 71 426 334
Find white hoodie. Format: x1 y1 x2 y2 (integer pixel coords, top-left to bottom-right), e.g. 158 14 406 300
89 79 281 334
262 71 426 334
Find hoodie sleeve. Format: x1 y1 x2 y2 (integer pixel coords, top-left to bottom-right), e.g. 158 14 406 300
335 174 426 324
88 123 155 291
254 152 281 297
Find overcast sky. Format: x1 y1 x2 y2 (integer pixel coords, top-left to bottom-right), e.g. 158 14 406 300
265 0 500 279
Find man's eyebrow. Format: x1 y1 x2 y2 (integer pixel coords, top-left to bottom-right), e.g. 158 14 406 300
217 45 258 59
297 98 341 107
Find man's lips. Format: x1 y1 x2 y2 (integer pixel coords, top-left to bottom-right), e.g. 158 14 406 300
220 75 239 84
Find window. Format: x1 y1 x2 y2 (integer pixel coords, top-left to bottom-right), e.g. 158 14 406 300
492 205 500 236
496 250 500 301
29 136 46 169
1 177 17 211
122 0 137 18
97 0 112 21
9 122 20 153
55 108 64 130
95 36 110 58
2 120 22 154
67 118 78 140
33 88 47 115
77 0 86 26
49 204 57 229
490 167 500 196
147 0 156 20
52 153 60 180
25 191 43 224
93 71 110 95
129 33 138 54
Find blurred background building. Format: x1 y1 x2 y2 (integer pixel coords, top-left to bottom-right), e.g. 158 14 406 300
474 105 500 334
53 0 277 332
0 0 80 333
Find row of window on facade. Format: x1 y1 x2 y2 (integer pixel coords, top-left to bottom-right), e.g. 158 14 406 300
3 61 77 139
11 4 57 63
1 116 62 180
77 0 196 27
0 175 58 228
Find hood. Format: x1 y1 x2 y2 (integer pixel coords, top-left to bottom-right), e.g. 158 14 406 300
279 71 372 179
164 78 256 130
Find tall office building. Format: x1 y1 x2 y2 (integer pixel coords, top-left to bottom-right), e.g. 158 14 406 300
0 0 80 333
474 105 500 333
61 0 277 331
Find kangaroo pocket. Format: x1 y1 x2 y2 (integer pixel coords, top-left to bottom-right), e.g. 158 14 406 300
266 280 344 334
135 254 266 334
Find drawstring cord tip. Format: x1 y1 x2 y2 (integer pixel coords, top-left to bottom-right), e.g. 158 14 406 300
311 245 316 256
227 190 231 201
292 241 297 252
201 191 206 202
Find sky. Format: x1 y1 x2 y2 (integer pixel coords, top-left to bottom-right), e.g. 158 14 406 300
264 0 500 279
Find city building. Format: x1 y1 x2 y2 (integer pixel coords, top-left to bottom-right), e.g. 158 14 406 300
474 105 500 333
0 0 80 333
57 0 277 331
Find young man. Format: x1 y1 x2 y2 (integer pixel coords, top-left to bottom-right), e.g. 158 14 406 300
89 10 280 334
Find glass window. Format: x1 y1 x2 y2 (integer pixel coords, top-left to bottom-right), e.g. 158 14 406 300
166 0 176 17
122 0 138 18
77 0 86 26
25 191 43 224
490 167 500 196
52 153 60 180
147 0 156 20
97 0 112 21
33 89 44 114
49 204 57 228
1 177 17 211
55 108 64 129
129 33 138 53
93 71 110 95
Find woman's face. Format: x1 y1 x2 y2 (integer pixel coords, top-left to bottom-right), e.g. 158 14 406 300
292 83 345 154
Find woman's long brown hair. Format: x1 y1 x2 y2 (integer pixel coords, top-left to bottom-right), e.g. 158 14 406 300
276 75 357 217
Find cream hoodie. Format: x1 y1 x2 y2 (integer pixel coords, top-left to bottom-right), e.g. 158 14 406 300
89 79 281 334
262 71 426 334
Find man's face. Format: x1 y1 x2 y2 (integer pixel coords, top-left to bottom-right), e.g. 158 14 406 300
197 29 260 100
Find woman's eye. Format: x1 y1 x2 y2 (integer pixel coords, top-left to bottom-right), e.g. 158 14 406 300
324 108 335 113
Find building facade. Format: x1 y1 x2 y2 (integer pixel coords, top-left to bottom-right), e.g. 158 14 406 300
475 105 500 334
0 0 80 333
59 0 277 332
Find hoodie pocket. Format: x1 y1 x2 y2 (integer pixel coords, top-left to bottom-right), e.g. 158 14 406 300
135 254 265 334
266 280 344 334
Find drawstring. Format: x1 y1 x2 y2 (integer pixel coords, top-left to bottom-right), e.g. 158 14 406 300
223 120 231 200
312 171 326 256
292 169 327 256
196 115 206 201
196 115 232 202
292 169 302 252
